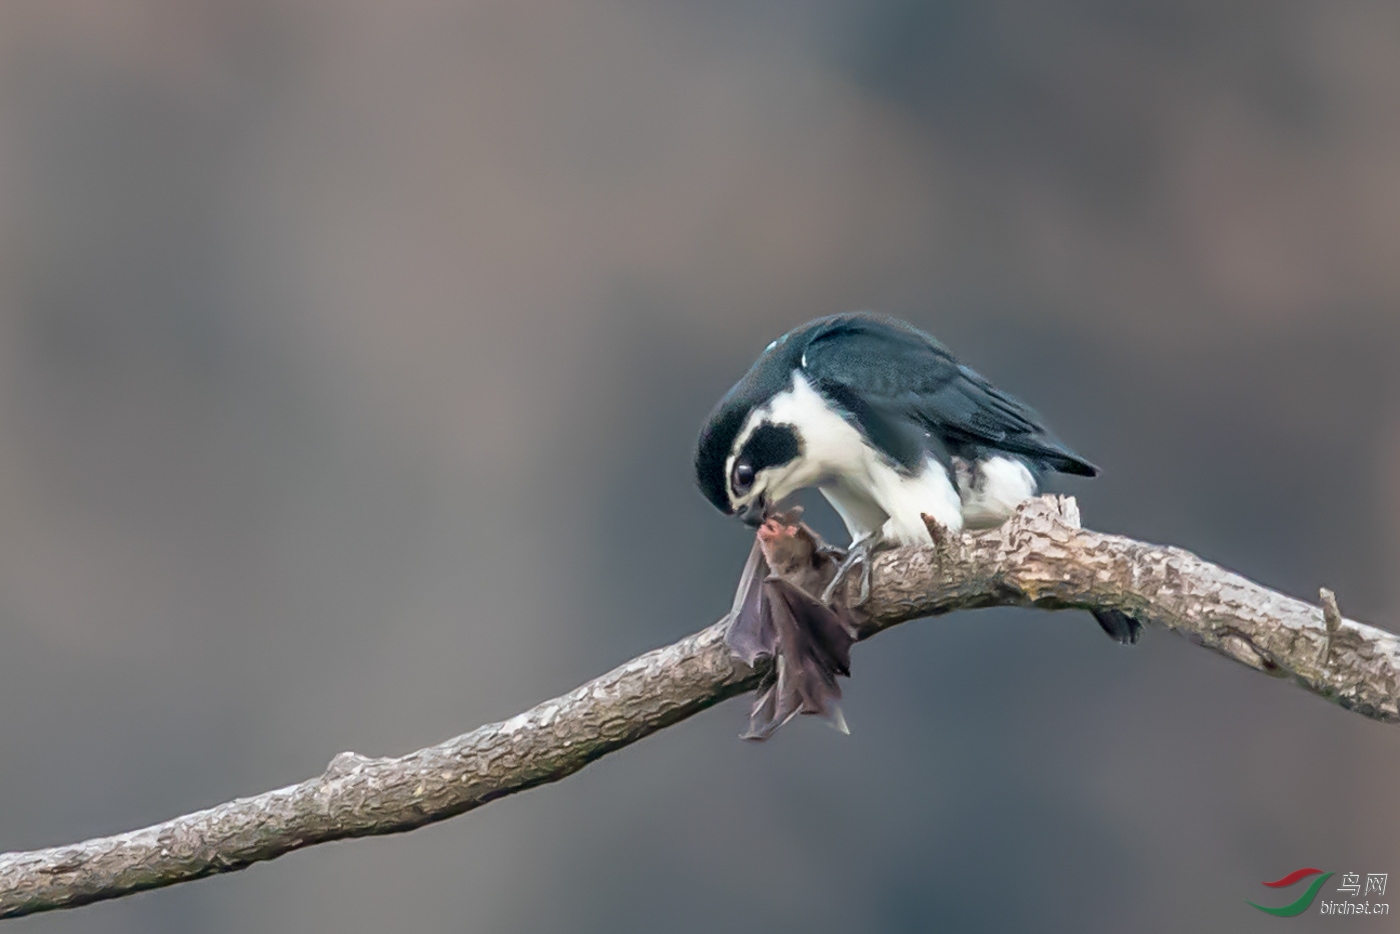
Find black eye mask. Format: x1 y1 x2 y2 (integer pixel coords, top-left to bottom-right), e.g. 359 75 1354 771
736 423 801 481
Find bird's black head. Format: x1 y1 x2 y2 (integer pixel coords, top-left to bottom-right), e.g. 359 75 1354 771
695 333 807 525
695 398 748 516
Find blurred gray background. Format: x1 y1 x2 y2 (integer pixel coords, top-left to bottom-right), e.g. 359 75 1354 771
0 2 1397 932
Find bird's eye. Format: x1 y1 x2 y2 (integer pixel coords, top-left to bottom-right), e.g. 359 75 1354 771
731 461 756 495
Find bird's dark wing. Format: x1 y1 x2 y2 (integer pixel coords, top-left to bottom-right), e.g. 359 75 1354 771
799 315 1097 476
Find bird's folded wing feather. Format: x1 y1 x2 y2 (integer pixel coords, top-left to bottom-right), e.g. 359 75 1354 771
799 316 1095 475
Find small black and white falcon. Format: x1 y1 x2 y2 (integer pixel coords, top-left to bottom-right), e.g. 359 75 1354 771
696 311 1139 644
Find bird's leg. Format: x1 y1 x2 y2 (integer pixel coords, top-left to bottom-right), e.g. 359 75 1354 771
857 549 875 605
821 535 878 606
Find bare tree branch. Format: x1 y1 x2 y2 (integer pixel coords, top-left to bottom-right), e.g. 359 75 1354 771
1 496 1396 919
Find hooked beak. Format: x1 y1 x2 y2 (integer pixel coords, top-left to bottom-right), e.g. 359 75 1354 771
736 496 767 528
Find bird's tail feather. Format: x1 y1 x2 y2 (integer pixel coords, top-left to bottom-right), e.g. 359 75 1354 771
1092 608 1142 645
1004 435 1098 477
1040 448 1099 477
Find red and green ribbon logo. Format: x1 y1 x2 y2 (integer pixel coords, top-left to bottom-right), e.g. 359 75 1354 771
1248 868 1333 917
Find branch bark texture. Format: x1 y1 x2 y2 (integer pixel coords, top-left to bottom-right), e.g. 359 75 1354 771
1 496 1396 919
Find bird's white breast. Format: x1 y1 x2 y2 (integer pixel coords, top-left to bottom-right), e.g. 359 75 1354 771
736 371 963 546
